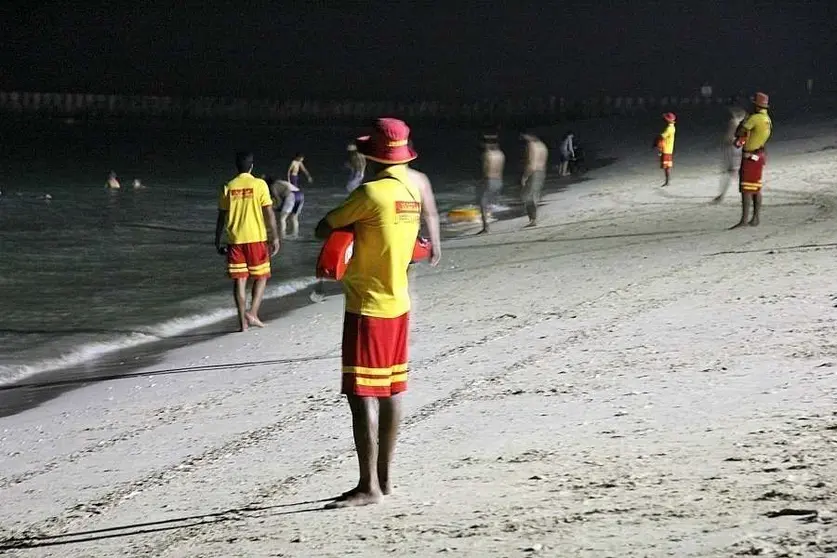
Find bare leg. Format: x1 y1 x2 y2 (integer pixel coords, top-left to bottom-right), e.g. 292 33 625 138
730 193 751 229
327 395 383 508
662 168 671 187
289 214 299 238
377 394 403 495
278 213 289 239
478 187 490 234
750 192 762 226
246 277 268 327
714 171 733 203
233 278 248 332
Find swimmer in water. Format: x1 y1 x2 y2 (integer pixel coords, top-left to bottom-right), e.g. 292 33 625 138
132 178 146 189
287 153 313 188
106 171 121 190
267 176 304 239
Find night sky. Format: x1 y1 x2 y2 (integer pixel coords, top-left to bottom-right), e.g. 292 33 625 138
2 1 835 100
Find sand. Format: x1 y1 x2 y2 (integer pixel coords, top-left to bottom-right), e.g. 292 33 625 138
2 110 836 557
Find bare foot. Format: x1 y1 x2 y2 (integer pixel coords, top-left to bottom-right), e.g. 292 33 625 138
729 221 747 230
524 220 537 228
711 196 723 204
246 314 266 328
380 481 393 496
476 228 489 235
749 218 760 227
325 489 382 509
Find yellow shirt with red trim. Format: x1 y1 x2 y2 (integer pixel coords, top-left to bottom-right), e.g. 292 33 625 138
325 164 421 319
660 123 676 155
738 109 772 151
218 173 272 244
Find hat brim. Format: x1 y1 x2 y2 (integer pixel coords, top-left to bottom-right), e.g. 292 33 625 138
356 135 418 164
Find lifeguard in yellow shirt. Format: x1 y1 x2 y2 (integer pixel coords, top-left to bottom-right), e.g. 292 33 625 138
731 92 772 228
655 112 676 186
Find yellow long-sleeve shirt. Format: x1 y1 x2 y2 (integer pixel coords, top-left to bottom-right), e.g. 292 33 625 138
660 123 675 155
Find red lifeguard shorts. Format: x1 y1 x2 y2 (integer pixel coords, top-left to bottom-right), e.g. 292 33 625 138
227 242 271 279
739 150 766 194
660 153 673 169
342 312 409 397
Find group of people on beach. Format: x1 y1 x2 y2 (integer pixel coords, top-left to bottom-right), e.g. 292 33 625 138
214 118 444 508
211 91 773 509
653 91 773 228
477 130 577 234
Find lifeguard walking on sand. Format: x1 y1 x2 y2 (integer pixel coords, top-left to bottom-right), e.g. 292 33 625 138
215 152 281 332
655 112 676 187
730 92 772 228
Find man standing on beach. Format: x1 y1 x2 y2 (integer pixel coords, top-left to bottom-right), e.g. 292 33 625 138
316 118 433 508
520 133 548 227
656 112 676 187
478 133 505 234
730 92 772 228
215 152 280 332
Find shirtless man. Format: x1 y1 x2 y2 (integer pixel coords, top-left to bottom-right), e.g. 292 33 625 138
267 177 303 238
520 133 548 227
106 171 121 190
713 106 747 203
345 143 366 194
477 134 505 234
407 166 442 265
287 153 313 187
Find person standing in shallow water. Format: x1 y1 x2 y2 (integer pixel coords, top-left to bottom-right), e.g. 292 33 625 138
316 118 438 508
215 152 280 332
345 143 366 194
730 92 772 229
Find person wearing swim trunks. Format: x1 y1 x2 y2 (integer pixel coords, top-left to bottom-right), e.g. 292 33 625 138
345 142 366 194
730 92 772 229
215 152 280 332
477 133 505 234
316 118 434 509
656 113 676 187
266 177 298 239
520 133 548 227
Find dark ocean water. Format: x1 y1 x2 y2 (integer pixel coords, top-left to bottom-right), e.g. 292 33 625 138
0 119 487 382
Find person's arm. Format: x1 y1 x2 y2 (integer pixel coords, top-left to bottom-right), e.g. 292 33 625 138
286 162 294 182
262 206 280 256
301 162 313 182
255 180 280 255
315 187 372 240
416 174 442 267
521 145 533 185
215 210 227 254
215 185 229 254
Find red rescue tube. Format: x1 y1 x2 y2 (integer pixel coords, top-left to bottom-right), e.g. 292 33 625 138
316 230 432 280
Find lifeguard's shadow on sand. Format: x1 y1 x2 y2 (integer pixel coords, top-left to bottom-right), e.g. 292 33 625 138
0 499 333 551
0 282 344 418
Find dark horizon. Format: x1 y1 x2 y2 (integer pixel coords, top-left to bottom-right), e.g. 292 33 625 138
2 1 835 100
